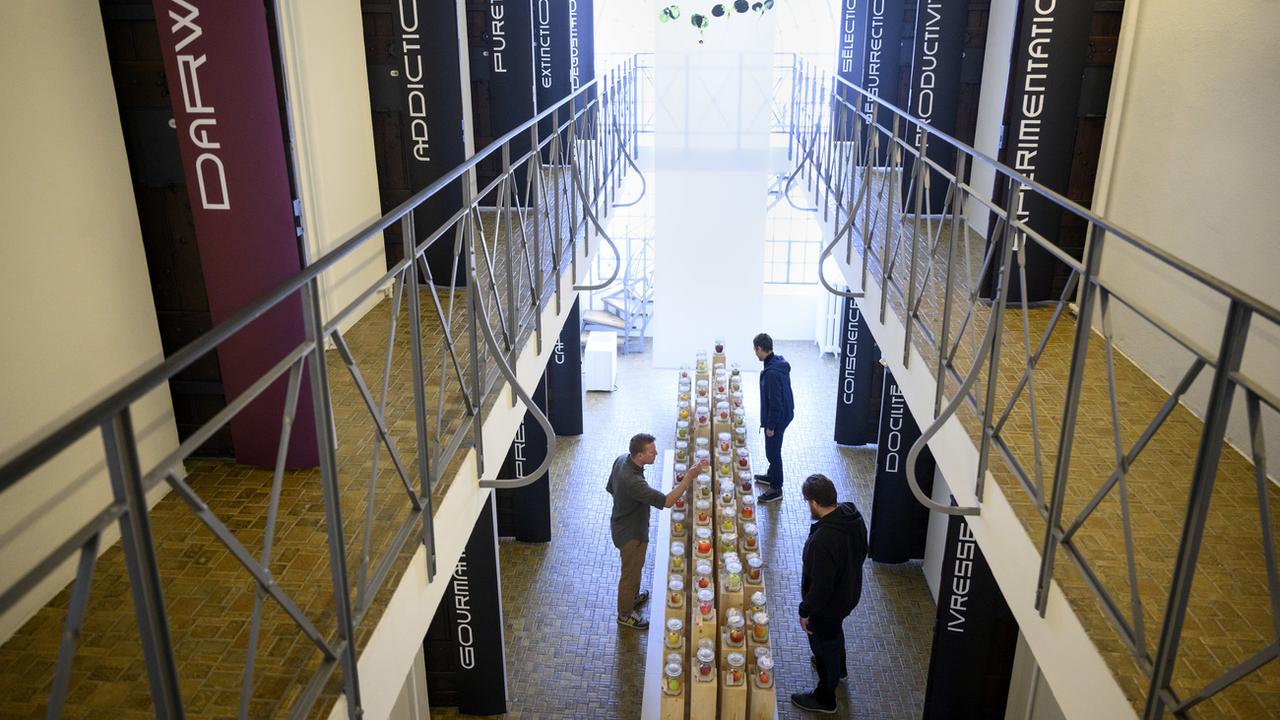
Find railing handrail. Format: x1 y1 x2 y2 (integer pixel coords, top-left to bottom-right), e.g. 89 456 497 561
0 55 637 491
802 57 1280 328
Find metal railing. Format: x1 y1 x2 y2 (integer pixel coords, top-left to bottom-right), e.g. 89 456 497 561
0 54 643 718
783 55 1280 719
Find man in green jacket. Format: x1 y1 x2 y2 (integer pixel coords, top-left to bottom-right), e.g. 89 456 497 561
607 433 706 629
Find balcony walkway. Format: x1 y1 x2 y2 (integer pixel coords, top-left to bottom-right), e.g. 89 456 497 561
845 165 1280 718
0 185 591 718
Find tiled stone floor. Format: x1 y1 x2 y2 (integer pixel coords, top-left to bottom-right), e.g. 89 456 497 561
433 341 937 719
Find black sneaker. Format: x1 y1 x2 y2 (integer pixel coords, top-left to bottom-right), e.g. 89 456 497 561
633 590 650 609
758 489 783 504
811 655 848 680
791 692 837 714
617 611 649 630
753 473 771 486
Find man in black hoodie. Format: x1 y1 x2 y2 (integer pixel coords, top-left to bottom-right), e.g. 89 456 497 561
753 332 794 503
793 473 868 714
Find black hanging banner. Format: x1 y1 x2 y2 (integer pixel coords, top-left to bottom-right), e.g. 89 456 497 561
547 297 584 436
833 0 868 139
365 0 469 285
467 0 537 204
569 0 595 99
868 367 935 563
902 0 969 215
833 298 882 446
921 509 1019 719
424 496 508 715
860 0 907 165
983 0 1094 302
496 378 552 542
533 0 573 162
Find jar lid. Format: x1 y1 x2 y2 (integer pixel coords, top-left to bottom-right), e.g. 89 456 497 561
669 577 684 591
722 533 737 544
676 439 688 448
667 617 683 632
716 400 729 408
677 420 688 428
742 496 756 507
751 591 766 606
717 432 730 441
673 511 686 522
697 647 715 663
668 651 682 665
698 638 714 652
696 560 712 574
757 654 774 671
665 662 682 678
696 499 711 510
743 522 757 535
695 436 709 446
726 607 743 622
747 555 763 568
722 506 735 516
726 559 743 573
753 611 768 625
671 541 685 555
728 652 745 668
695 527 711 539
736 447 749 456
697 588 714 602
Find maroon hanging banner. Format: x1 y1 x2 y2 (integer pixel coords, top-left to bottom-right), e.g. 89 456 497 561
153 0 316 467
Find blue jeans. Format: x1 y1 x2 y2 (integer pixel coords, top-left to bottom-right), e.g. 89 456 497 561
765 426 785 491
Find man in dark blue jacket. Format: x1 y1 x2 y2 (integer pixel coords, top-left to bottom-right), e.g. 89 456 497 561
793 473 868 714
753 333 794 503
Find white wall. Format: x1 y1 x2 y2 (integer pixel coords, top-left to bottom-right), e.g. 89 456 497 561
650 16 775 367
1004 632 1068 720
762 284 821 342
0 2 180 642
1092 0 1280 479
965 0 1020 235
387 645 429 720
277 0 389 333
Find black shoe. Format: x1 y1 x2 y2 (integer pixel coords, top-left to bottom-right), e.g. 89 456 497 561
811 656 848 680
791 692 837 714
633 590 650 609
753 473 771 486
758 489 783 504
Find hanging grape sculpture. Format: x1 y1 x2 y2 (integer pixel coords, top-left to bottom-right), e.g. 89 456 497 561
659 1 775 43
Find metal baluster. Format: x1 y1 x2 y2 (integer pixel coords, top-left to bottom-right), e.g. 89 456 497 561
402 213 437 579
530 124 544 354
45 533 101 719
975 176 1018 505
299 276 362 717
904 132 929 368
501 144 519 380
239 360 304 717
1142 299 1253 720
1034 220 1105 612
880 114 901 324
462 177 486 474
935 154 966 415
102 410 183 719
